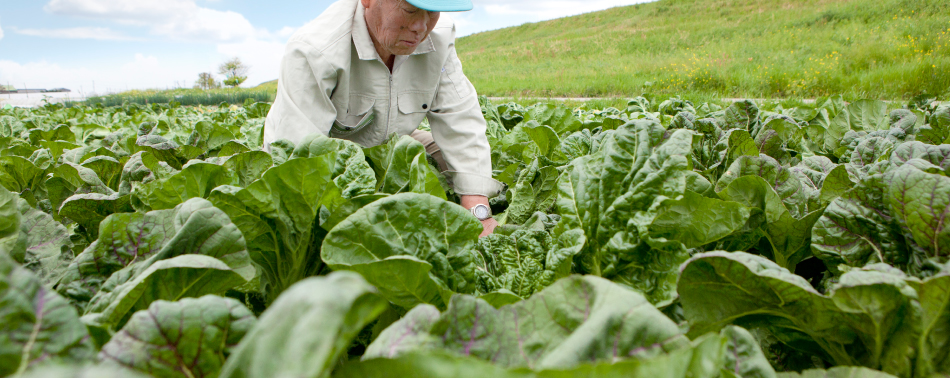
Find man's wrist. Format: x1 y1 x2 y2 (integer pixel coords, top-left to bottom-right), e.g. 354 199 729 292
460 195 492 220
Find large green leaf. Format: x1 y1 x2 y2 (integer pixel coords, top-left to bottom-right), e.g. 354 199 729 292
915 274 950 376
469 228 584 298
0 254 95 376
18 365 152 378
553 120 693 305
776 367 897 378
58 198 250 306
221 151 272 188
364 275 686 369
0 155 45 200
886 159 950 261
679 252 925 376
0 186 26 262
83 254 251 331
719 176 824 270
131 161 238 212
364 135 445 199
219 271 388 378
18 199 73 286
916 105 950 145
811 173 910 274
503 159 560 225
290 134 377 198
339 329 766 378
322 193 481 309
99 295 256 378
210 155 344 303
649 190 750 249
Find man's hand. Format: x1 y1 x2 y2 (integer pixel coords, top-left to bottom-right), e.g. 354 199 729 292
479 218 498 237
460 195 495 237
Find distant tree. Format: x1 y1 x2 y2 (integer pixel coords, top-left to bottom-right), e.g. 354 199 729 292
194 72 221 90
218 57 249 88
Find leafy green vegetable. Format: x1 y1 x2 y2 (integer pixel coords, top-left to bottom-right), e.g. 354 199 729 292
679 251 950 377
18 365 152 378
1 253 95 376
210 154 346 303
99 295 256 378
322 193 481 309
776 367 897 378
364 135 445 199
219 271 388 378
344 325 773 378
553 120 696 304
469 228 583 298
364 275 686 369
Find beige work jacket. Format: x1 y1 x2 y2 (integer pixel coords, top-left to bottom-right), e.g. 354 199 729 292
263 0 502 197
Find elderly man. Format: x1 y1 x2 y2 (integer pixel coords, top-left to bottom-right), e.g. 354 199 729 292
263 0 501 236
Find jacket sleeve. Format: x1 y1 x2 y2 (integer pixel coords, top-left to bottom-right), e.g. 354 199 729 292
262 39 339 150
427 41 503 197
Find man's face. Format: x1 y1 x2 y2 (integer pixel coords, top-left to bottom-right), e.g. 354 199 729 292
363 0 440 57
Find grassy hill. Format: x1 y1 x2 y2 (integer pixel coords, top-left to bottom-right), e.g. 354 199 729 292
455 0 949 100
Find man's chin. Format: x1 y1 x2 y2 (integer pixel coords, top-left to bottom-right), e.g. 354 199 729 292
391 46 417 56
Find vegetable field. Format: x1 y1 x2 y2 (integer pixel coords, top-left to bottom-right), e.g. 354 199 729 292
1 94 949 378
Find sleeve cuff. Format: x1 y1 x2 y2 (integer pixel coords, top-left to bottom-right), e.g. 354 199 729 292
444 171 504 197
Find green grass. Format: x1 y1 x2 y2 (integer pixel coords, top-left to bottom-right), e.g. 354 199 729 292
456 0 950 100
81 86 275 107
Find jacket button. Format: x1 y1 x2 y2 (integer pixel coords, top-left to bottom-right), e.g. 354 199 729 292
422 104 428 110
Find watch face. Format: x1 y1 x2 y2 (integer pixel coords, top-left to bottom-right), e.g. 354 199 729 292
473 204 491 220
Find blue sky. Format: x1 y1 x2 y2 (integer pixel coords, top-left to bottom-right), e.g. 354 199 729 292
0 0 651 94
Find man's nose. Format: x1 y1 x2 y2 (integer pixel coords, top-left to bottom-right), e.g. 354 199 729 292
409 14 428 34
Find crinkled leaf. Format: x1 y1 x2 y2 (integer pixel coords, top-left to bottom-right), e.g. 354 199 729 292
776 367 897 378
132 162 238 212
554 121 693 304
322 193 481 309
649 190 750 249
221 151 272 187
18 199 73 286
811 174 913 275
364 275 686 370
0 186 26 262
291 134 377 198
679 252 922 375
210 155 344 303
18 365 152 378
58 192 134 240
886 160 950 263
99 295 256 378
365 135 443 198
0 254 95 376
83 254 251 331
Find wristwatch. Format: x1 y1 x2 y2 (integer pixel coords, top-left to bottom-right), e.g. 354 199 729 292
470 204 492 221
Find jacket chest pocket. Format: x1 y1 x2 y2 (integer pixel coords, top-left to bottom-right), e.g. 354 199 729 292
331 96 376 138
397 91 434 134
397 92 433 115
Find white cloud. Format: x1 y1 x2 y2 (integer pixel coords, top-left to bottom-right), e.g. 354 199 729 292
44 0 259 43
217 38 286 85
0 18 4 41
276 26 297 39
11 26 137 41
474 0 652 20
0 54 206 95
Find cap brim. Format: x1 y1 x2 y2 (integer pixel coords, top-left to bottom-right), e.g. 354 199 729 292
405 0 472 12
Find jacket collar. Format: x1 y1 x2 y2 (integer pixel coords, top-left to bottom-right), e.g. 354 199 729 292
352 3 436 61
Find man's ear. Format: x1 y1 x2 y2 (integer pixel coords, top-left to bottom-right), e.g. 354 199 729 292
361 0 372 9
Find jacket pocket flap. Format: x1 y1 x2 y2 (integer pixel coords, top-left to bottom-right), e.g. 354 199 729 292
397 92 433 114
